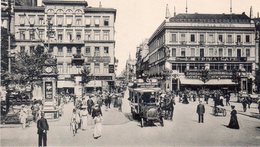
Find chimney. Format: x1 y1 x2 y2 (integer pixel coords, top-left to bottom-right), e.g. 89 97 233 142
250 6 253 18
257 12 259 18
230 0 232 14
174 6 176 17
165 4 171 21
185 0 188 13
99 1 102 8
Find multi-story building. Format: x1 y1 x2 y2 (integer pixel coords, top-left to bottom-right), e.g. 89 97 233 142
135 39 149 78
125 55 136 83
13 0 117 95
146 12 257 93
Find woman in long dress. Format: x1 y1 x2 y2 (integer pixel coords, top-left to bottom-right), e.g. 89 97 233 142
80 106 88 130
227 105 240 129
93 112 103 139
19 105 28 129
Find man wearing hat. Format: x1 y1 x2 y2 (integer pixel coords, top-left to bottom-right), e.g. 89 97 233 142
196 101 205 123
87 97 94 115
37 112 49 147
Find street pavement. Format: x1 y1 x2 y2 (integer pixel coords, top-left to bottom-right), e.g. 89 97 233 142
1 89 260 146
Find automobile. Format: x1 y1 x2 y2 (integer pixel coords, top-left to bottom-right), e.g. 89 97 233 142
128 86 164 127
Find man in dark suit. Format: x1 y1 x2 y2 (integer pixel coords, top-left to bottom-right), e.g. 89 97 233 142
37 112 49 147
196 101 205 123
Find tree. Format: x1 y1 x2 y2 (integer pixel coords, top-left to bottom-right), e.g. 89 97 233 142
1 45 49 87
1 27 15 86
81 65 91 92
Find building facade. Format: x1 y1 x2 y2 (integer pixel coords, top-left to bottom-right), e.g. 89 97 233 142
146 13 257 93
135 39 149 78
125 55 136 83
13 0 117 95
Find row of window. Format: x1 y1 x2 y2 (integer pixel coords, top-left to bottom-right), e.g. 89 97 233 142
19 15 110 27
171 48 251 57
170 33 252 43
172 63 252 73
57 63 109 74
20 46 110 56
19 29 111 41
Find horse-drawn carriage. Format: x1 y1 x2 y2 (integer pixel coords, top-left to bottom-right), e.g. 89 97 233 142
128 81 164 127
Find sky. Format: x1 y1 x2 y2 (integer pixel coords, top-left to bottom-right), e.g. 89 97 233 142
85 0 260 75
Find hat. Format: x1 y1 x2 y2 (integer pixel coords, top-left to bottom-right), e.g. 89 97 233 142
231 105 235 109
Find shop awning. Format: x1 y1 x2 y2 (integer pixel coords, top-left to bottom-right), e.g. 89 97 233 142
57 81 74 88
179 78 204 85
85 80 102 88
205 79 236 85
179 78 236 86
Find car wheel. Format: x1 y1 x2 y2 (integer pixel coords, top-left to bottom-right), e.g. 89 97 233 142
141 118 144 128
223 109 226 117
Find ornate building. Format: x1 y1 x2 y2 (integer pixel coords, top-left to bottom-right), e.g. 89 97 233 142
145 12 257 93
13 0 117 95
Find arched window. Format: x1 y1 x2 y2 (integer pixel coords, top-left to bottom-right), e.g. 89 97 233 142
66 9 73 14
75 9 83 14
47 9 55 13
57 9 64 14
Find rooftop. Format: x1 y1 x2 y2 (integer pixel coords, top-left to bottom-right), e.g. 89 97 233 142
85 7 117 13
42 0 88 6
170 13 251 23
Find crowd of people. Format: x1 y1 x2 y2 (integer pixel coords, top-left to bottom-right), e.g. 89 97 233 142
69 90 124 138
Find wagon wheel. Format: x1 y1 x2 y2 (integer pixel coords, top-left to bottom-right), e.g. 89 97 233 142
140 117 144 128
223 109 227 117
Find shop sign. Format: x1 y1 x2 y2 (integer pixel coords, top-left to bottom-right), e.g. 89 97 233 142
176 57 247 62
87 56 110 62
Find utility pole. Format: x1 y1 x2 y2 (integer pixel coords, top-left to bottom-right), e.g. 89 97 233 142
46 17 55 53
7 0 14 73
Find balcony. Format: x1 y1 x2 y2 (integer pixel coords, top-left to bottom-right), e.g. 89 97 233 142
72 53 84 65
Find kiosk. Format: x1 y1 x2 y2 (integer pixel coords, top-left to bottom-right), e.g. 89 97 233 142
41 59 59 119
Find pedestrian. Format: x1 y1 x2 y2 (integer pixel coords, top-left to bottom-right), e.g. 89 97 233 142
242 98 247 112
196 101 205 123
37 112 49 147
97 96 103 108
87 97 94 115
76 107 82 129
168 96 175 120
225 93 230 106
247 97 252 109
192 94 196 102
92 104 103 119
117 94 123 112
93 112 103 139
80 106 88 131
108 93 112 108
71 108 80 135
19 105 28 129
227 105 240 129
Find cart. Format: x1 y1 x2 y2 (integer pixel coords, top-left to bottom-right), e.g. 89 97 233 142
212 106 226 116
